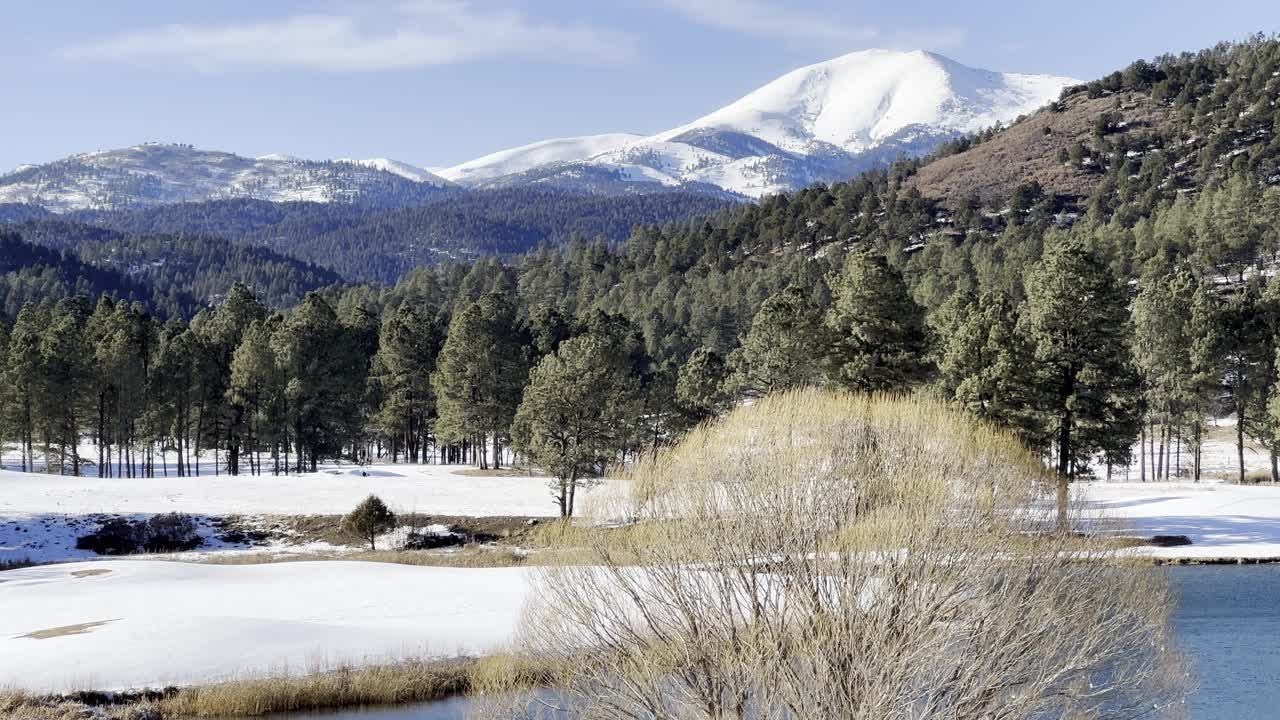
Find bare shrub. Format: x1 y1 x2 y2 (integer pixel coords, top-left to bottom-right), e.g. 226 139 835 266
144 513 201 552
473 389 1188 720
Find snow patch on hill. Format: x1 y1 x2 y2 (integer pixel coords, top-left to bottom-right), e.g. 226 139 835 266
439 133 644 185
337 157 453 185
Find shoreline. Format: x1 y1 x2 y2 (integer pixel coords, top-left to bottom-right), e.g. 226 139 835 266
2 655 554 719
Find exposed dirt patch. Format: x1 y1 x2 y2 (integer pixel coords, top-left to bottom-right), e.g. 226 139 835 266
451 467 535 478
907 91 1171 206
19 618 119 640
70 569 111 578
264 513 549 548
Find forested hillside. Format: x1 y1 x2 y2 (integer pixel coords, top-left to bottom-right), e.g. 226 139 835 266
3 37 1280 502
0 232 195 318
10 220 344 308
37 189 735 285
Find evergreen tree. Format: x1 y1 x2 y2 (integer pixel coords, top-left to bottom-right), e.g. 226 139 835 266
272 293 365 472
1219 280 1273 483
2 303 46 471
432 292 528 468
676 347 732 422
198 283 267 475
1184 280 1222 481
229 320 284 476
1020 238 1140 525
371 301 444 463
937 289 1035 437
512 332 639 517
727 286 829 398
150 321 201 477
37 297 93 475
825 248 932 391
343 494 397 551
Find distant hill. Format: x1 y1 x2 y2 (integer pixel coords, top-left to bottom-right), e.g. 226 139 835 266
0 144 452 213
10 220 345 308
0 232 196 318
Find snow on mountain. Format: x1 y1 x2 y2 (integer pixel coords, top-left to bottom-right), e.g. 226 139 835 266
449 50 1077 198
438 133 644 185
337 157 453 186
0 143 449 213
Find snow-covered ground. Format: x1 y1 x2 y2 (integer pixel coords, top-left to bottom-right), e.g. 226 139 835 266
1109 417 1272 482
1081 481 1280 560
0 464 572 563
0 465 563 518
0 561 529 692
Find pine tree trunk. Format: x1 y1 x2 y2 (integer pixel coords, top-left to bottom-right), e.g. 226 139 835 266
1156 425 1165 481
1056 371 1074 531
1237 405 1246 484
1193 420 1202 483
1140 423 1147 482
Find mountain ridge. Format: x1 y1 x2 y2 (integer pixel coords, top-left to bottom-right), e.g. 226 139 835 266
0 143 451 213
443 49 1077 198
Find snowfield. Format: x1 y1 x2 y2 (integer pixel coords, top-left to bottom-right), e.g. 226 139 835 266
0 561 529 692
0 464 564 518
0 464 580 563
1082 481 1280 560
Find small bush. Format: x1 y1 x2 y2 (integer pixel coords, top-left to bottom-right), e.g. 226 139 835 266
144 513 201 552
343 495 397 550
76 518 145 555
1241 470 1274 485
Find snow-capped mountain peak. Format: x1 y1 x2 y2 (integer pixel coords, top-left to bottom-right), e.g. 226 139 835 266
445 49 1077 198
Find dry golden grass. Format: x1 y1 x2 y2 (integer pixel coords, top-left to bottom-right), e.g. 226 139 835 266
200 545 530 568
155 660 472 717
0 654 570 719
19 619 119 640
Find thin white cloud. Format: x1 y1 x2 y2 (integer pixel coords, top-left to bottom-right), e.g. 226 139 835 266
59 1 637 71
658 0 965 51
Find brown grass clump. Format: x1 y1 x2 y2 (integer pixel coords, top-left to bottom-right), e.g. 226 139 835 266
474 389 1190 720
0 653 573 719
155 660 471 717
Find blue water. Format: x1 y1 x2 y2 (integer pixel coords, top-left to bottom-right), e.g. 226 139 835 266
1168 565 1280 720
267 566 1280 719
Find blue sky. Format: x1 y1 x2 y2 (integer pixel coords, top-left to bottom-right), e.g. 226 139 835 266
4 1 1279 171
